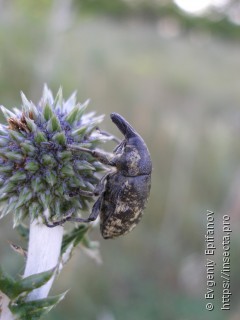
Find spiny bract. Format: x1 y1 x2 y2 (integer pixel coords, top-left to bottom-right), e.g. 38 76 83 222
0 85 110 227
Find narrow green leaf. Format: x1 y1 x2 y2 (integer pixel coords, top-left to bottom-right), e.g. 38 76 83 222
42 84 54 105
19 267 56 293
0 267 18 299
29 103 39 120
53 199 61 218
5 152 24 161
2 196 18 215
9 172 27 183
42 154 56 167
25 118 37 132
61 225 89 255
0 147 9 156
52 132 66 145
89 115 105 127
0 137 9 147
74 142 92 149
0 182 16 193
60 164 75 177
0 203 12 219
48 115 61 132
0 193 9 202
76 100 89 119
92 161 107 171
81 239 102 264
34 131 47 143
21 91 31 110
65 105 79 124
65 101 89 125
66 100 89 124
43 104 54 121
54 87 63 110
0 105 15 120
72 125 88 136
68 176 86 188
85 181 95 191
39 192 51 208
16 188 32 208
64 91 77 111
0 267 56 303
45 171 57 186
75 160 96 171
0 124 9 136
8 195 18 204
0 164 14 173
81 235 98 249
54 184 64 197
9 130 25 143
13 207 29 228
10 291 67 320
20 142 36 155
25 161 39 172
38 192 47 207
57 150 72 161
51 116 62 131
0 177 4 187
31 176 45 193
28 202 42 220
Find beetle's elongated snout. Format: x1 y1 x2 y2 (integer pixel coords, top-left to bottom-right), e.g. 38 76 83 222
110 113 136 139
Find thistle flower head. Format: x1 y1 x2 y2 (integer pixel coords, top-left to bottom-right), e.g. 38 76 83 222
0 85 110 226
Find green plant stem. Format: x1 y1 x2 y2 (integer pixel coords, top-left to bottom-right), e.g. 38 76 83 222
23 212 63 301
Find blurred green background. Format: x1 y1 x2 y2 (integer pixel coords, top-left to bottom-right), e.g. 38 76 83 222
1 0 240 319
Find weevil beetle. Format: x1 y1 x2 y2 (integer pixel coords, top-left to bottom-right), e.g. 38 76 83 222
45 113 152 239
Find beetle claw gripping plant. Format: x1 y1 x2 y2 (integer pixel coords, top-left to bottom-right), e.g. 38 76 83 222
0 85 112 319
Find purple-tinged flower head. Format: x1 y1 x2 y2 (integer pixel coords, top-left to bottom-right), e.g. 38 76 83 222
0 85 111 226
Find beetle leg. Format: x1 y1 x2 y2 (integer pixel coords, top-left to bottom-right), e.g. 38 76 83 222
45 173 109 227
69 171 110 198
93 171 110 195
67 144 115 166
113 139 126 153
68 189 94 197
70 173 108 222
45 195 103 227
43 208 75 227
68 195 103 223
95 127 121 144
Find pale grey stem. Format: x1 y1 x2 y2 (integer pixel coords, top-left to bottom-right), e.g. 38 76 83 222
0 292 14 320
23 211 63 300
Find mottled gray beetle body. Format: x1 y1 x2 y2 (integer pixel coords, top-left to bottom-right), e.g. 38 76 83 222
100 113 152 239
45 113 152 239
100 173 151 239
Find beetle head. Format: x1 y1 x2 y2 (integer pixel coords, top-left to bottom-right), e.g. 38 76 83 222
111 113 152 176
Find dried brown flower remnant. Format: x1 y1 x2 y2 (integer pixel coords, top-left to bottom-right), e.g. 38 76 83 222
8 116 29 133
